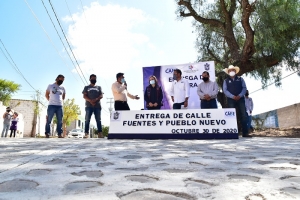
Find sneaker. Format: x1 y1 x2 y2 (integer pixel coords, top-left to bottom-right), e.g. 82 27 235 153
83 134 89 139
98 132 104 138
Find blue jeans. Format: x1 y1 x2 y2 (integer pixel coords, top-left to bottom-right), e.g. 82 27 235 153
248 114 253 130
1 123 10 138
201 99 217 109
227 97 249 136
173 102 184 109
45 105 63 136
85 107 102 134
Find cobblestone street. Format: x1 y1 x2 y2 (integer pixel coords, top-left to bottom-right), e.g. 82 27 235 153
0 138 300 199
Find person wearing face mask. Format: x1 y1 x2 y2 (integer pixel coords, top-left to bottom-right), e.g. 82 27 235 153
144 75 163 110
223 65 251 137
245 90 254 132
45 74 66 138
1 107 13 138
170 69 190 109
112 72 140 111
82 74 104 138
197 71 219 109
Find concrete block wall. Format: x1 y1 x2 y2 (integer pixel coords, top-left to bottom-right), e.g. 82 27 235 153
253 103 300 129
277 103 300 128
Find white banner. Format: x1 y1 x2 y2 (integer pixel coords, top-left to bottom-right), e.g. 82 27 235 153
109 108 237 135
143 61 215 109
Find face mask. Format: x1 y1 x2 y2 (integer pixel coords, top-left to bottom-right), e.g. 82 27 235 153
90 80 96 84
57 80 63 85
150 80 155 85
229 71 236 77
6 110 10 113
245 93 249 96
202 77 209 82
173 74 177 80
121 78 125 83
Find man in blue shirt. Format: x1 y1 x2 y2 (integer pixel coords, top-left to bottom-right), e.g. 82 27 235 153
223 65 251 137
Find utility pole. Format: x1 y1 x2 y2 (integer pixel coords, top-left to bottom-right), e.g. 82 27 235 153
107 98 114 117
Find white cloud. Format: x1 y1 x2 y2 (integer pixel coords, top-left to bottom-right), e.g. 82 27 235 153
64 2 153 78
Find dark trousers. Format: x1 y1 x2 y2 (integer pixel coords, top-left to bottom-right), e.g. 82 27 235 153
201 99 217 109
85 107 102 134
114 101 130 111
10 130 16 137
173 102 184 109
147 106 161 110
227 97 249 136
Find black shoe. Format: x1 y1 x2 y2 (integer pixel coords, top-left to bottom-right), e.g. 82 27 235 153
58 135 64 138
243 135 252 138
45 134 49 138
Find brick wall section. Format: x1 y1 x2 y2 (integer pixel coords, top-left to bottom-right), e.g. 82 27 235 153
277 103 300 129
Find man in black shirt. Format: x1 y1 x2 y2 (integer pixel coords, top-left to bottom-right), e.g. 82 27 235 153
82 74 103 138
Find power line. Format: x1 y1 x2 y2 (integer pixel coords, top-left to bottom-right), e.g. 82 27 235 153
23 0 85 86
40 0 85 86
250 70 300 94
79 0 88 23
48 0 89 85
64 0 111 93
0 39 37 91
64 0 75 23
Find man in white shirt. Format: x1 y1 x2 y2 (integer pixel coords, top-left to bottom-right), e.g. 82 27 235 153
197 71 219 109
45 74 66 138
111 73 140 111
169 69 190 109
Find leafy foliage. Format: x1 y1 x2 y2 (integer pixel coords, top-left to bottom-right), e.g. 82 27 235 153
62 98 80 136
0 79 21 105
176 0 300 86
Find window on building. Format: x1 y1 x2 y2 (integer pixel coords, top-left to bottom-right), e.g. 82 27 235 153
78 120 81 127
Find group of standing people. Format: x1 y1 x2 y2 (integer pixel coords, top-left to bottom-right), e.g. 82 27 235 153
1 107 19 138
141 65 253 137
44 74 104 139
42 65 253 138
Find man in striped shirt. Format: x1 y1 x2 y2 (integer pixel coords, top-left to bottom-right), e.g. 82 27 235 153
197 71 219 109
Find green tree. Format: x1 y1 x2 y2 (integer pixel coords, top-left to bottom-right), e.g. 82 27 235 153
92 125 109 137
0 79 21 105
62 98 81 137
177 0 300 106
102 125 109 137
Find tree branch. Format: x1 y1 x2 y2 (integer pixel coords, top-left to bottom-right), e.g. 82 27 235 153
241 0 256 61
229 0 237 16
178 0 224 29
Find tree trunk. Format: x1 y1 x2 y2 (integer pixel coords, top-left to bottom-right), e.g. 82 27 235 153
63 122 67 138
31 112 37 137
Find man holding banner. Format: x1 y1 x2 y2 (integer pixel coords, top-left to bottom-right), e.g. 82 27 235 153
170 69 190 109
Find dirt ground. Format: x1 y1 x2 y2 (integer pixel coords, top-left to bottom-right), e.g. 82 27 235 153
250 126 300 138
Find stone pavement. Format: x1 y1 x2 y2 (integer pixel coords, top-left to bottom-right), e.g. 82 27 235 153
0 138 300 200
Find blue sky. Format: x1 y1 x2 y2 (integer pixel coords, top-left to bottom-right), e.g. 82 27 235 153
1 0 299 126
